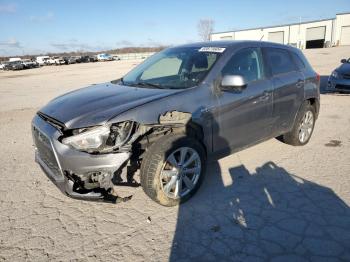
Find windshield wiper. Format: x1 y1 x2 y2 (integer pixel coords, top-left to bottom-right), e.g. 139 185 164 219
134 81 164 89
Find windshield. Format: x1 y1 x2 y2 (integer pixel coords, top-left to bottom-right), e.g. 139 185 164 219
122 47 223 89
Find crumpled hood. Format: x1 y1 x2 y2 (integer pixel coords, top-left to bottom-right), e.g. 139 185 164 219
39 82 182 129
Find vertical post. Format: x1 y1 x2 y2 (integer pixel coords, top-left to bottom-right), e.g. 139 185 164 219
298 16 301 49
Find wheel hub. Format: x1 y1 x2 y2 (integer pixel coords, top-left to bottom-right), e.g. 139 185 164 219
160 147 201 199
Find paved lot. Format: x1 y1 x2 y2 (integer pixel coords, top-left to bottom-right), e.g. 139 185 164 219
0 48 350 261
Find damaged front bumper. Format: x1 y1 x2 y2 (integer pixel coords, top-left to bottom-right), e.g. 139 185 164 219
32 114 130 202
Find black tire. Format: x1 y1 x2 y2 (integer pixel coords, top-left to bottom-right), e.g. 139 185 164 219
140 134 206 206
281 101 316 146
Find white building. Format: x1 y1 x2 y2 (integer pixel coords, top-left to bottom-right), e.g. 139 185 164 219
211 12 350 49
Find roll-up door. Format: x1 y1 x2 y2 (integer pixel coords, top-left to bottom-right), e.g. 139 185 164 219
306 26 326 49
340 26 350 45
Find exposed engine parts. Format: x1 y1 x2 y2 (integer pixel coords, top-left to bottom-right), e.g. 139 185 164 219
63 111 193 203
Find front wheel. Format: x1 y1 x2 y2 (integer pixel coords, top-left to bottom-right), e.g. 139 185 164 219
281 101 316 146
140 134 206 206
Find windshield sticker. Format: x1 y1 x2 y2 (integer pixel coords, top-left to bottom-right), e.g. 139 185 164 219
198 47 226 53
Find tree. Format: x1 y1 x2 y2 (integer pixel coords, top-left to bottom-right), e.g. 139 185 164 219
197 19 215 41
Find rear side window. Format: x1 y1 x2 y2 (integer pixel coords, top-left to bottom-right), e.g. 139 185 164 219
264 48 296 76
290 51 305 70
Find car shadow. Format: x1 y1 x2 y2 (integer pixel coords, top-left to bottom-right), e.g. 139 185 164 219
169 160 350 261
169 114 350 261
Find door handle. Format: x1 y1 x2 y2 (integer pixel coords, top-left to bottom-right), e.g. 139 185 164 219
258 91 271 102
296 79 305 88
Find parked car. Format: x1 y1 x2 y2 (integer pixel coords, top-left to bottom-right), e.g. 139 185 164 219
47 57 65 65
5 61 24 70
21 59 39 69
63 56 77 65
96 53 114 61
327 58 350 93
112 55 121 61
72 56 82 63
32 41 320 206
80 56 96 63
36 56 50 66
89 55 98 62
0 62 6 70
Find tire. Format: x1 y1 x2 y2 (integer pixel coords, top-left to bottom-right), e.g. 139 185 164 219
140 134 206 206
281 101 316 146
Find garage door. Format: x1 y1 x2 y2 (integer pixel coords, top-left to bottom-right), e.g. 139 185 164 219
340 26 350 45
306 26 326 41
268 31 284 44
306 26 326 49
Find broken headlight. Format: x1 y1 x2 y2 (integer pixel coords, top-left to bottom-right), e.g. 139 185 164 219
62 122 134 152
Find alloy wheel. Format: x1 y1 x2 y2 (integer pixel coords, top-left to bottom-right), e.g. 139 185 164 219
160 147 201 199
298 110 314 143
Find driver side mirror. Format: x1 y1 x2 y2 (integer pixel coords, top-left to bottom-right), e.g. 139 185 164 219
220 75 247 91
341 59 347 63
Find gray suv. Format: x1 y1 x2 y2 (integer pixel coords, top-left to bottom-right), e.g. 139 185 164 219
32 41 320 206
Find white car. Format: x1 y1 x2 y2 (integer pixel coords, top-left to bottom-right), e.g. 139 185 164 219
47 57 65 65
36 56 50 66
97 53 114 61
21 59 39 69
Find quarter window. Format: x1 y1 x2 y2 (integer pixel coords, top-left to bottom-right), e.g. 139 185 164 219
290 51 305 70
265 48 296 75
221 48 264 83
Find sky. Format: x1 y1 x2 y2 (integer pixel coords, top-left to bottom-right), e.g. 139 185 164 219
0 0 349 56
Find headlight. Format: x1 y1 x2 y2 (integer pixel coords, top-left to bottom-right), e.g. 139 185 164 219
331 71 339 78
62 126 110 151
62 122 134 152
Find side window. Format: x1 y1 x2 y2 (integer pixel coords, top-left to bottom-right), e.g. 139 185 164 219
290 51 305 70
265 48 296 76
221 48 264 83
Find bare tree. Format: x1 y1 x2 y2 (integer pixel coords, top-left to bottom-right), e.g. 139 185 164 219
197 19 215 41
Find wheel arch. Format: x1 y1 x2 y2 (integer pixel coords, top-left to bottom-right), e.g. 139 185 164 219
306 97 320 119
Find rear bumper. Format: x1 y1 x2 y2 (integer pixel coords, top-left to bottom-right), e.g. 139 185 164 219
328 76 350 92
32 114 130 202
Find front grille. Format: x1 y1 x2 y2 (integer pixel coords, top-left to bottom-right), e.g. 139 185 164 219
335 84 350 90
342 74 350 80
33 126 61 177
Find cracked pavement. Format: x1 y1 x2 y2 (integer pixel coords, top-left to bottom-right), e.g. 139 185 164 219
0 48 350 261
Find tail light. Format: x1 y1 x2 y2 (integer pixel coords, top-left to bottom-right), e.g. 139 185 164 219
316 73 320 82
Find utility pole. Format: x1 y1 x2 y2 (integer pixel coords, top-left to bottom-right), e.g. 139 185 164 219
298 16 301 49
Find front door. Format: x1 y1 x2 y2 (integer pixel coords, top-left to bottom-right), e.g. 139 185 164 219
211 47 273 153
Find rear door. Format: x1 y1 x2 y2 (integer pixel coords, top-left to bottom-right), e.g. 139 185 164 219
263 47 304 134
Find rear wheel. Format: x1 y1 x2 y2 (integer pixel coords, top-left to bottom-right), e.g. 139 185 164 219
140 134 206 206
281 101 316 146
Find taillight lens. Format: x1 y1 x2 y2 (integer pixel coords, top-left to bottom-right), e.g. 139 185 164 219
316 73 320 82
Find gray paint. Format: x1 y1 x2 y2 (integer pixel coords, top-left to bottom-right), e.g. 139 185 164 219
32 40 320 201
